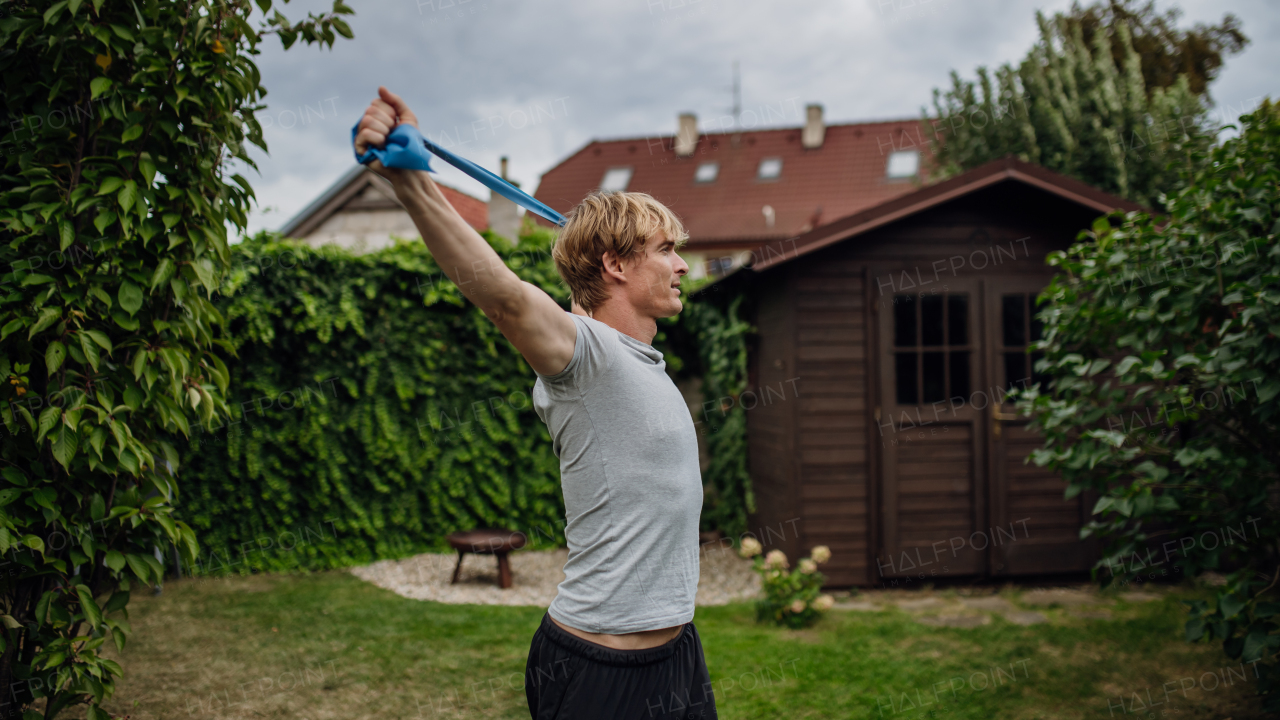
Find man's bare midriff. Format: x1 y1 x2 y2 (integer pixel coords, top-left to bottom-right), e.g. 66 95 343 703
551 616 683 650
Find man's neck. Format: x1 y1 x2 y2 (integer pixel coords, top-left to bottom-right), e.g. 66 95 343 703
590 301 658 346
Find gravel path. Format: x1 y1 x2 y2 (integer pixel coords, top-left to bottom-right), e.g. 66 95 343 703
350 543 762 607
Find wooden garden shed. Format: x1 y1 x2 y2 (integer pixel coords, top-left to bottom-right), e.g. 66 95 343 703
713 157 1144 587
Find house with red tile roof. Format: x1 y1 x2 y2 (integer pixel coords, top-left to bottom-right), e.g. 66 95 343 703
279 165 492 253
532 106 934 278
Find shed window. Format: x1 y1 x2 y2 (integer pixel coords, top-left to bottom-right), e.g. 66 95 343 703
600 167 633 192
695 162 719 183
886 150 919 179
1001 293 1046 391
893 293 971 405
757 157 782 180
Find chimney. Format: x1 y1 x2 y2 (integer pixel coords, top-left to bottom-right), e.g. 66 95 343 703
488 155 521 242
675 113 698 157
801 104 825 149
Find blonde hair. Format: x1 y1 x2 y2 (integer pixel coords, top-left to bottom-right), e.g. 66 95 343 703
552 191 687 314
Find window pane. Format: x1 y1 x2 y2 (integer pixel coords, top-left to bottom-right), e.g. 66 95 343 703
950 351 970 400
895 352 918 405
600 167 633 192
1030 300 1044 343
893 295 916 347
1030 351 1047 388
1004 352 1028 391
921 295 944 346
757 158 782 179
947 294 968 346
923 352 945 403
1002 294 1026 347
886 150 919 178
695 162 719 182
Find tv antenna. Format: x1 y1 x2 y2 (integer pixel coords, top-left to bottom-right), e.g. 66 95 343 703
729 60 741 124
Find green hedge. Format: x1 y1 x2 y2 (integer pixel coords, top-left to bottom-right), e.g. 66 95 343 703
178 229 569 574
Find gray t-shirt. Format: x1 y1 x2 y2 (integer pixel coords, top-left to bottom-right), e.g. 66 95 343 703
532 312 703 634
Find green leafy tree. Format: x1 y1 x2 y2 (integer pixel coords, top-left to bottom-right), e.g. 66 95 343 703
0 0 352 715
925 9 1217 208
1014 100 1279 710
1067 0 1248 99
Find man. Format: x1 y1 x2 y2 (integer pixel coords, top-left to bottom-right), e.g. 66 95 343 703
354 87 715 720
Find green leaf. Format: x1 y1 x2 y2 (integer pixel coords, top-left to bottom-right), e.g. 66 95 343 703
191 258 216 295
150 258 176 292
51 424 79 469
1242 630 1268 663
104 550 125 572
90 493 106 520
23 535 45 555
43 0 69 24
118 180 138 213
112 310 140 331
37 406 59 442
59 219 75 251
89 77 113 100
1218 594 1246 620
1 319 25 341
139 154 157 187
46 340 66 376
124 553 152 583
121 125 144 143
75 585 103 630
79 332 101 371
118 281 143 315
20 273 55 286
28 307 61 339
96 177 125 196
93 210 116 234
86 330 113 353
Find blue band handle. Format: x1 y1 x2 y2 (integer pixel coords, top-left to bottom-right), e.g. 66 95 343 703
351 120 567 227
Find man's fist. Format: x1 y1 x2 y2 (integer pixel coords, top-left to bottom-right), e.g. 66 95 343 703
353 86 420 180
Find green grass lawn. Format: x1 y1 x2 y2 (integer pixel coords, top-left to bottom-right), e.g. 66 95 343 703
86 571 1265 720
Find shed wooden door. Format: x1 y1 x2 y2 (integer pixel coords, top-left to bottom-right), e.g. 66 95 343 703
875 274 1093 579
984 276 1095 575
875 276 987 579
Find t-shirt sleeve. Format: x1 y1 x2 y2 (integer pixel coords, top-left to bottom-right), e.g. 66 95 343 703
535 313 614 387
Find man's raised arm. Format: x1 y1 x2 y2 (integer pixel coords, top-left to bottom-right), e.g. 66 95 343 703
353 87 576 377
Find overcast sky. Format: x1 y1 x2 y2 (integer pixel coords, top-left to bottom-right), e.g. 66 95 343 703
232 0 1279 237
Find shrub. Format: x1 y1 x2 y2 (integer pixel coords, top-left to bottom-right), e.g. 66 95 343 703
0 0 352 715
1014 99 1279 711
740 538 835 629
178 229 569 573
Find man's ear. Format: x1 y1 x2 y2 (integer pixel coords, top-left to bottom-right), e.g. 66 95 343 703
601 251 628 285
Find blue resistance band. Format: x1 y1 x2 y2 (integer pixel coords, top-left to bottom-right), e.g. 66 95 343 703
351 120 567 227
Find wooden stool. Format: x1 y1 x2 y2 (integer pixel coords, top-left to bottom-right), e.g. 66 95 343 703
447 529 528 589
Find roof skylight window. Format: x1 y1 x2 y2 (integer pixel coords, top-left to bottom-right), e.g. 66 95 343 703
600 167 633 192
886 150 920 179
757 157 782 180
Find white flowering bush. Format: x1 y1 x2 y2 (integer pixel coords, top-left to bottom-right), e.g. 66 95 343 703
740 540 835 628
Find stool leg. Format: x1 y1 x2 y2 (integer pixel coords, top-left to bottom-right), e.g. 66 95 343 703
451 550 465 584
497 551 512 589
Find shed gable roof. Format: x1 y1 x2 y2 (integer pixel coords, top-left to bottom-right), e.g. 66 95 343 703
750 156 1145 271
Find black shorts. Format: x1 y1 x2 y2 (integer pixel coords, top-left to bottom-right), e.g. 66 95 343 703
525 613 718 720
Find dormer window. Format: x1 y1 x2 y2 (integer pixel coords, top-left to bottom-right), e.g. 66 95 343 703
757 157 782 180
695 162 719 183
600 167 633 192
886 150 920 179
